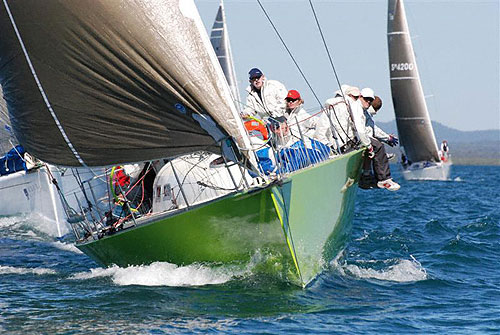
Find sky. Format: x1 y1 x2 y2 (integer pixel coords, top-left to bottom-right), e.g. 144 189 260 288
197 0 499 132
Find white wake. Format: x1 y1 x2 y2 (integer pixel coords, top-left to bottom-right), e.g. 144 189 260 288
0 265 57 275
70 262 244 287
334 256 428 283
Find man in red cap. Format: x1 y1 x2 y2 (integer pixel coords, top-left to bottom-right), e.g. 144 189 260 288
284 89 316 140
242 68 288 120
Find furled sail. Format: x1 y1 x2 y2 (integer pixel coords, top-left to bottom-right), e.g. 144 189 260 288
387 0 440 163
0 0 250 167
210 0 241 109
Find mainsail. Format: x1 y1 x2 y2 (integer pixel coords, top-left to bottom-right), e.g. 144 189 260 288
0 0 250 167
387 0 440 163
210 0 241 109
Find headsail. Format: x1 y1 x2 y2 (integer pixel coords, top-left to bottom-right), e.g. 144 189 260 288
0 0 250 167
387 0 440 163
210 0 241 110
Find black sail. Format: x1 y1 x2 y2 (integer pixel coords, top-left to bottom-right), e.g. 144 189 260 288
387 0 440 163
0 0 249 167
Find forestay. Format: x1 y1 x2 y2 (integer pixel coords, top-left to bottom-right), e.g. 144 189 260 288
387 0 440 163
0 0 250 167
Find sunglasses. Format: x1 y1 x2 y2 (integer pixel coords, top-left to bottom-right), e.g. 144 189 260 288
364 97 374 103
250 76 262 81
286 98 299 102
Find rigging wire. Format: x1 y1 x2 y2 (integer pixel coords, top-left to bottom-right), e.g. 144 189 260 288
255 0 354 144
307 0 343 99
255 0 323 109
307 0 354 143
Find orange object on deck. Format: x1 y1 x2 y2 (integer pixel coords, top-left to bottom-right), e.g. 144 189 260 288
244 120 269 141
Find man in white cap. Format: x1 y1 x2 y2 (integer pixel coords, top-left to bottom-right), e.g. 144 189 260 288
359 88 400 191
360 88 398 146
242 68 288 120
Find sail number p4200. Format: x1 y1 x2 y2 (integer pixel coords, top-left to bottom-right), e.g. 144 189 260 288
391 63 414 71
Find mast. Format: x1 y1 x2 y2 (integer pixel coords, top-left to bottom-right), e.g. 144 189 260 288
387 0 440 163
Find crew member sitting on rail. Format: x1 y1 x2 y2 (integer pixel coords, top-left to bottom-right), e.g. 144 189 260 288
284 89 317 140
358 89 400 191
314 85 372 154
438 140 450 162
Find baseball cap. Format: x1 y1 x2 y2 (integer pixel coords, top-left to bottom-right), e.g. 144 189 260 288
286 89 301 100
248 68 263 79
361 87 375 99
345 86 360 97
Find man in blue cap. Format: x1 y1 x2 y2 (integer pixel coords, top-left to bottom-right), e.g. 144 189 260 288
242 68 287 120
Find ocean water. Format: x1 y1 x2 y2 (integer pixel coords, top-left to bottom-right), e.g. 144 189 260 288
1 165 499 334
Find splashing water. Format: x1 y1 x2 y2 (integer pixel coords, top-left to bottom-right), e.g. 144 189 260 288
70 262 243 287
50 241 83 254
0 213 67 239
334 257 428 283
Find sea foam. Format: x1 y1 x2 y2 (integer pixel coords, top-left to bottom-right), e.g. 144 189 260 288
0 215 26 229
70 262 241 287
335 256 428 283
0 265 57 275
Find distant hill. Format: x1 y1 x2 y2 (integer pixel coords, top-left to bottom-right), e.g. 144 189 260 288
378 120 500 166
376 120 500 143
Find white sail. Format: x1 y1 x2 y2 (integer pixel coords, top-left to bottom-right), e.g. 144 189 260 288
210 0 241 110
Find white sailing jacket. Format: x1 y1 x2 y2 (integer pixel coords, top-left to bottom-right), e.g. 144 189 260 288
314 96 370 150
286 105 317 141
364 107 390 143
243 79 288 119
348 96 371 147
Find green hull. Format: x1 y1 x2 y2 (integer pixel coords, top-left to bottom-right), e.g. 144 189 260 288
77 149 363 286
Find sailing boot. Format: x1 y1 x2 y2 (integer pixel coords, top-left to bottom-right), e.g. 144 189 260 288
377 178 401 191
